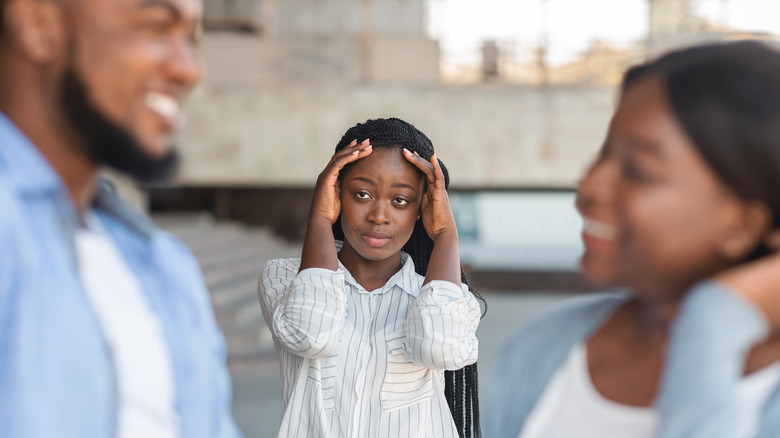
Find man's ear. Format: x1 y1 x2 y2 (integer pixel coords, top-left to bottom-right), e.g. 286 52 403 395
5 0 67 64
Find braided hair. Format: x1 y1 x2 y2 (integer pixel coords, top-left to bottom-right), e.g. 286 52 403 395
0 0 7 35
332 117 484 438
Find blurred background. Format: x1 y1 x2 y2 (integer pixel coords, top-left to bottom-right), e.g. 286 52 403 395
123 1 780 435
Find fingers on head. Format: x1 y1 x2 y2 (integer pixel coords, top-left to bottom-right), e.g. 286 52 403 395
404 148 433 170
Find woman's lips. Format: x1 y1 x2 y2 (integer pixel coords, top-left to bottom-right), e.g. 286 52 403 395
362 232 391 248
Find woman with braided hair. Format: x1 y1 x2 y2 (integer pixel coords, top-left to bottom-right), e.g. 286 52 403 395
259 117 483 437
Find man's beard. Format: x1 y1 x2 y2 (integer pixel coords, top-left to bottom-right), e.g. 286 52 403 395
59 68 179 183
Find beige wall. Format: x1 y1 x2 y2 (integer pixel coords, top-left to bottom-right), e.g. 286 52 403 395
174 83 617 188
200 33 439 87
200 0 438 87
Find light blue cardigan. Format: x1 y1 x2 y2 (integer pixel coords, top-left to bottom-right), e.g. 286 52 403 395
487 282 780 438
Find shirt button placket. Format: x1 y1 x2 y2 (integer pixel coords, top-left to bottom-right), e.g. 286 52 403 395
352 293 371 438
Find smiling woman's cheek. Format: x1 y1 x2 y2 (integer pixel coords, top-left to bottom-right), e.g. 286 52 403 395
600 76 754 299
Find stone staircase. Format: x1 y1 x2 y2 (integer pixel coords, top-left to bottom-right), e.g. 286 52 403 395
154 213 301 369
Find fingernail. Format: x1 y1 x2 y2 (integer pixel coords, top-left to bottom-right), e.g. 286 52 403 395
403 148 410 153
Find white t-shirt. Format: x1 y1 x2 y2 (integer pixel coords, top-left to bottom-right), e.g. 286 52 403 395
75 213 180 438
519 343 780 438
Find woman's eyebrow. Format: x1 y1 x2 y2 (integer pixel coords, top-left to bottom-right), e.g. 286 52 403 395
351 176 376 185
626 136 666 161
391 182 417 190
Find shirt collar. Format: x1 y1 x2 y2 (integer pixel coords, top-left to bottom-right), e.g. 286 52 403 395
0 111 62 194
335 240 421 297
93 179 156 240
0 112 155 240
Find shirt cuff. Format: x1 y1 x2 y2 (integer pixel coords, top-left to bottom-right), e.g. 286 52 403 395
424 280 470 300
297 267 342 277
682 280 769 346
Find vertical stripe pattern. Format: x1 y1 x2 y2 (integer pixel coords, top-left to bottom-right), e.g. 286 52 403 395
258 253 480 438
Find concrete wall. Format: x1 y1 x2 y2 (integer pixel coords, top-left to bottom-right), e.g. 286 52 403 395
200 33 439 87
200 0 438 86
174 83 617 188
275 0 427 36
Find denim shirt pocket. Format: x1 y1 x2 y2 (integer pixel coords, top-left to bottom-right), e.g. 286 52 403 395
381 330 434 411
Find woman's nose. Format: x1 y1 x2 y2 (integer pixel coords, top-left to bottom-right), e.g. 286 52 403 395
367 203 391 224
576 158 618 216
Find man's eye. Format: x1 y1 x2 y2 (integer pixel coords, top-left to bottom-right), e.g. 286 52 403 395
139 10 175 34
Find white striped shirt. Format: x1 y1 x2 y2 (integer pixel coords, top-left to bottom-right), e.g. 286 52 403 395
258 252 480 438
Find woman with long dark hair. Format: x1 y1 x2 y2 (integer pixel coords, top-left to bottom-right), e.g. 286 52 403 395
489 41 780 438
259 118 482 437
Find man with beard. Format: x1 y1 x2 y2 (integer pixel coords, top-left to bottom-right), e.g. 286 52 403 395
0 0 241 437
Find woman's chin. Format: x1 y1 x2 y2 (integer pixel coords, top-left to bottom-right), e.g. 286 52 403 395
580 254 620 288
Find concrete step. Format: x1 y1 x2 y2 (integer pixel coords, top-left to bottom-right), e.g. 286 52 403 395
154 214 302 368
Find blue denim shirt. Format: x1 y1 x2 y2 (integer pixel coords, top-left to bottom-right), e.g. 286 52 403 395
487 282 780 438
0 113 242 438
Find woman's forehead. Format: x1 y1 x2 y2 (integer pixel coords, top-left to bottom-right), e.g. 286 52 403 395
343 148 424 185
613 77 689 155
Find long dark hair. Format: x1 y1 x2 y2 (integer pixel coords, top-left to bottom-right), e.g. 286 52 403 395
622 40 780 260
332 117 484 438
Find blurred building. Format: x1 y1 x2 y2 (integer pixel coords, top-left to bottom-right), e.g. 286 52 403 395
647 0 707 55
547 42 635 85
646 0 778 56
201 0 439 87
141 0 775 239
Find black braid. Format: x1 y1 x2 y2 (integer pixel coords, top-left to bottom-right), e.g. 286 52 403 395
332 118 485 438
0 0 7 35
465 367 473 437
455 361 464 431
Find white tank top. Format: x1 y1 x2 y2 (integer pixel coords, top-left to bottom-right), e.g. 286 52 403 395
519 343 780 438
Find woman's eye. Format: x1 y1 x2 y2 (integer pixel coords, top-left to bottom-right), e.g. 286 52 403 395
356 192 371 199
393 197 409 206
623 162 652 182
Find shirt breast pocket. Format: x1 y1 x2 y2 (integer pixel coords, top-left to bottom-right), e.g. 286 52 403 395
381 330 434 411
307 354 338 410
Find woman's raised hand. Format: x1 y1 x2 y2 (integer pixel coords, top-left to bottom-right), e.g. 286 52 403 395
402 149 457 242
715 231 780 332
300 139 372 272
310 139 373 225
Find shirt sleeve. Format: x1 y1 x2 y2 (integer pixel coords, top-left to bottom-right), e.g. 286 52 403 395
403 280 480 370
258 260 348 359
656 280 769 438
